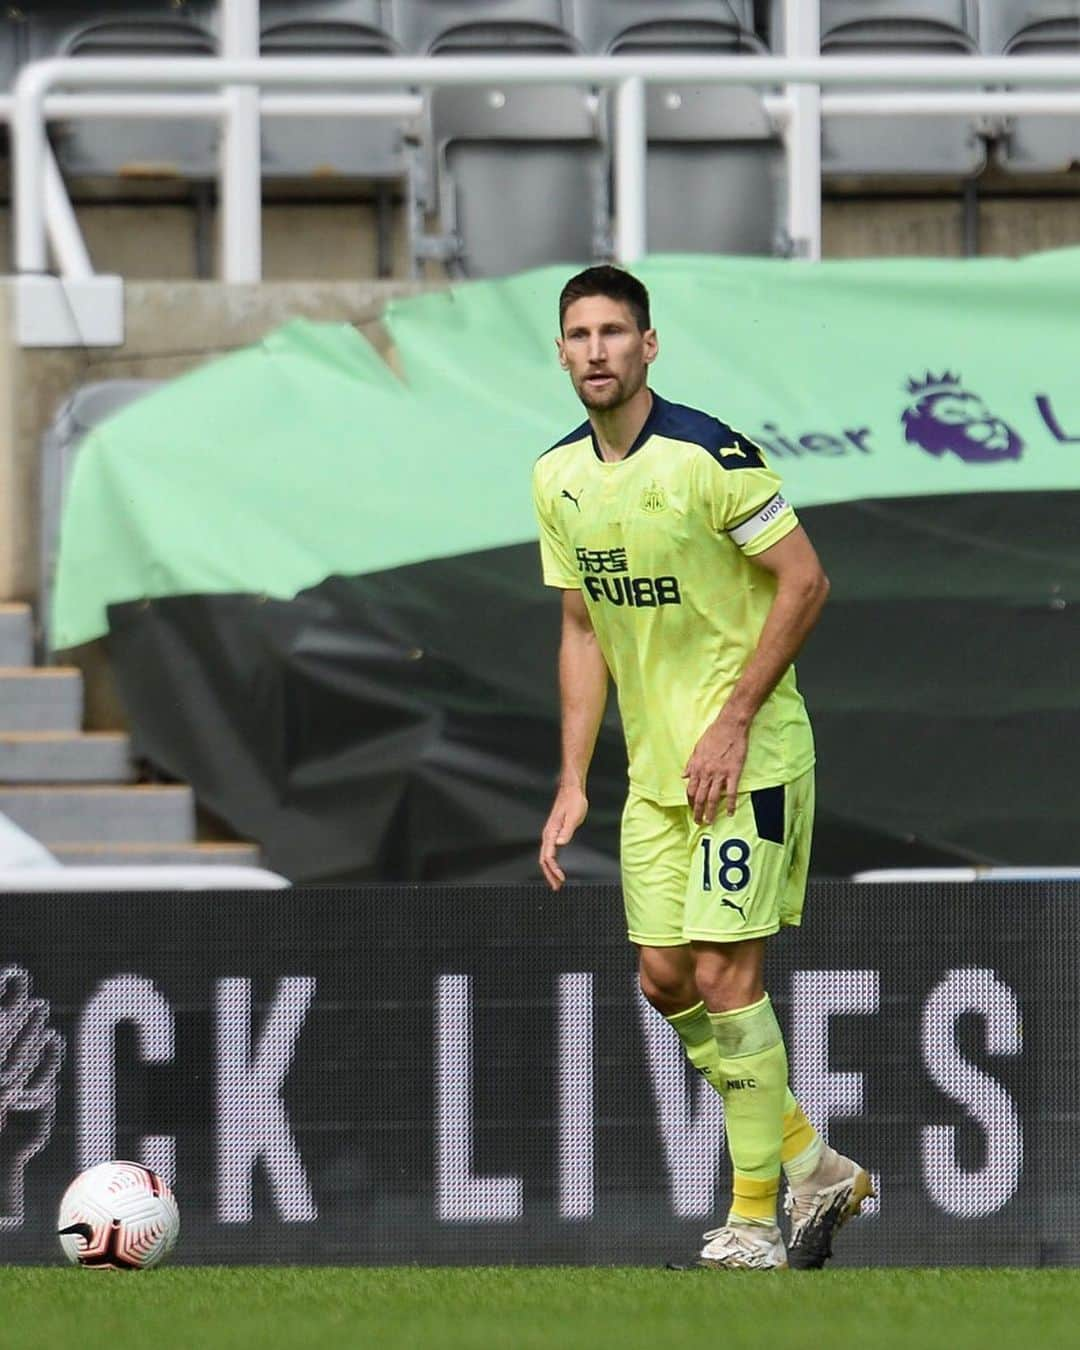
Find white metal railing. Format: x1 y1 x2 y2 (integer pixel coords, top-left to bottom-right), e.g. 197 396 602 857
0 91 423 281
7 15 1080 286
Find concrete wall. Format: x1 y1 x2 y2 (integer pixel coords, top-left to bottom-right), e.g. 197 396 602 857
0 201 412 284
2 189 1078 284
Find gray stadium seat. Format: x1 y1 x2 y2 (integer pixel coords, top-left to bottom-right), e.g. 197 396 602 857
571 0 756 54
643 85 783 254
429 82 607 275
584 7 780 256
410 4 603 275
983 4 1080 172
26 3 218 179
391 0 576 54
259 1 407 179
39 380 161 648
0 7 25 92
810 2 987 175
977 0 1080 53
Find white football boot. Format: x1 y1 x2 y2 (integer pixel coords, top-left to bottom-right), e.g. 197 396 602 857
784 1149 875 1270
698 1222 787 1270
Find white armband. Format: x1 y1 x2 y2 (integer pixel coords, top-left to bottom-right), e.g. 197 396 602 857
727 493 790 549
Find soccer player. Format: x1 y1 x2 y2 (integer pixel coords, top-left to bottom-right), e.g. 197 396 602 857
532 266 873 1270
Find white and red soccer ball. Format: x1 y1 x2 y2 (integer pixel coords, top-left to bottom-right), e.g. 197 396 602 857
58 1161 180 1270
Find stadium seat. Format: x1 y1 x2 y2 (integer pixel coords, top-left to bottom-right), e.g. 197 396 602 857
427 83 607 275
977 0 1079 54
579 6 780 256
788 2 988 175
391 0 576 54
643 86 783 255
39 379 161 637
25 2 218 179
259 1 407 179
0 7 24 92
570 0 757 54
983 3 1080 172
409 4 604 276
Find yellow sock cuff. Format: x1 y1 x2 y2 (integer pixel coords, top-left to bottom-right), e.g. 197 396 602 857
730 1172 780 1223
665 1001 709 1032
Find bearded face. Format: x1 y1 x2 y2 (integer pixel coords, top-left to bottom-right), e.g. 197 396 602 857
902 390 1024 464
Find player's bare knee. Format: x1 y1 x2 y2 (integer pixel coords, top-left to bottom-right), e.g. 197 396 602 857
693 942 764 1013
637 948 696 1014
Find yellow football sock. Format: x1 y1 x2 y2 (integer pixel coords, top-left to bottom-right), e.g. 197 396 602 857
666 1003 823 1202
664 1001 723 1083
709 994 788 1227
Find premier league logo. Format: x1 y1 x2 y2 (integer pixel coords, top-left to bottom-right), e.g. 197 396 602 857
901 372 1024 464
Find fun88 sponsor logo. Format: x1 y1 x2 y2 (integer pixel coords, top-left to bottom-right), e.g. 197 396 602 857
576 547 682 609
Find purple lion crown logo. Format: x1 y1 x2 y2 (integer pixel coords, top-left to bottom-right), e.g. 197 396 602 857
902 372 1024 464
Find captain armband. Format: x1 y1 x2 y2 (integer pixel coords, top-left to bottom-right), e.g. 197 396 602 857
726 494 791 550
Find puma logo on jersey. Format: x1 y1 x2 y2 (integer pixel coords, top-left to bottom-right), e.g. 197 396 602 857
720 896 747 919
561 489 582 510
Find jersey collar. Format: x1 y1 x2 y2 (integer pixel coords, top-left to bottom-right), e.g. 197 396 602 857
590 389 665 463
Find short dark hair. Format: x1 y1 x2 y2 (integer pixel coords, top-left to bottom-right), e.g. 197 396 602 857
558 265 651 334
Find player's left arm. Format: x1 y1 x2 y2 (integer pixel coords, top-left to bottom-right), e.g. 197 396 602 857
683 524 829 825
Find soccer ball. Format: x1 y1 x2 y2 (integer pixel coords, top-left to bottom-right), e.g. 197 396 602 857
57 1160 180 1270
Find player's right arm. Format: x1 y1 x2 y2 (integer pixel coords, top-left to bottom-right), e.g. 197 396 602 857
539 588 608 892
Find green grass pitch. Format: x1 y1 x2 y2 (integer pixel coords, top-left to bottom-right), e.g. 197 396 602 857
2 1266 1077 1349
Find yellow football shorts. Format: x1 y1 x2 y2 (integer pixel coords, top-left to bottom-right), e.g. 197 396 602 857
620 768 815 947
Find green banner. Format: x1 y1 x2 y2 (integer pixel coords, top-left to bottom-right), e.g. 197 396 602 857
52 251 1080 649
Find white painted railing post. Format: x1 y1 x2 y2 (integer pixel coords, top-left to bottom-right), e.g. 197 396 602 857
615 75 647 264
13 62 51 275
44 143 93 280
221 0 262 282
784 0 821 260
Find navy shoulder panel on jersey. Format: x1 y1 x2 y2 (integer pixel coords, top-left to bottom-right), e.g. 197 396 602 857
651 394 764 469
539 418 592 459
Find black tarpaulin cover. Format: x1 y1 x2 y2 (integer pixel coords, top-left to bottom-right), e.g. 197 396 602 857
106 492 1080 881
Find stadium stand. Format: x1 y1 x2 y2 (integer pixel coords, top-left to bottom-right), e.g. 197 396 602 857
0 1 1076 275
259 1 407 180
25 1 219 179
984 3 1080 172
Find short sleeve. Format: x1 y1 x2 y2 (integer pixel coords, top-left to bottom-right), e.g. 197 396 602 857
532 466 581 589
703 438 799 558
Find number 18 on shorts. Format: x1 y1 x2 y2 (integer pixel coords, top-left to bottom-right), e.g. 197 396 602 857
620 768 815 947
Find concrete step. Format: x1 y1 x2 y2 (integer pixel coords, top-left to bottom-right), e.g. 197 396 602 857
0 732 135 784
52 841 261 867
0 785 194 844
0 668 82 732
0 604 33 667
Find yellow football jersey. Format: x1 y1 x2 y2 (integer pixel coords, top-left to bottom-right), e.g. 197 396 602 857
532 392 815 804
